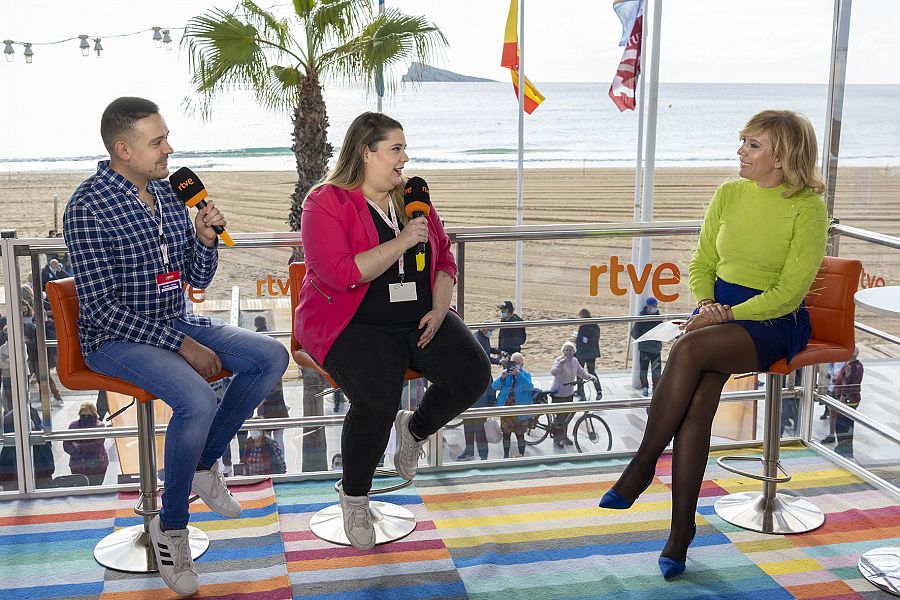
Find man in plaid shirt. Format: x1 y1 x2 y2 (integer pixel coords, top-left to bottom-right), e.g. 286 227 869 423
63 97 288 597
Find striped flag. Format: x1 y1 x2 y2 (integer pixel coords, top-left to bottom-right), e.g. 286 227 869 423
609 0 644 111
501 0 545 114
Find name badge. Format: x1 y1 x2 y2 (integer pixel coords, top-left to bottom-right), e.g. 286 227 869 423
156 271 182 294
389 281 417 303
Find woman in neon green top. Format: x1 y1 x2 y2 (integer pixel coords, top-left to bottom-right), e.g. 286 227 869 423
599 110 829 580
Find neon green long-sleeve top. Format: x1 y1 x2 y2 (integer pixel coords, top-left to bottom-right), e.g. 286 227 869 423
688 179 829 321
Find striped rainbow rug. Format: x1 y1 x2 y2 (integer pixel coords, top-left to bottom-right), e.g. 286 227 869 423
277 446 899 599
1 446 898 599
0 479 291 599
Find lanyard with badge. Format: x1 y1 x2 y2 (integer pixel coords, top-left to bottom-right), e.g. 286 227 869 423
366 197 417 303
154 201 181 294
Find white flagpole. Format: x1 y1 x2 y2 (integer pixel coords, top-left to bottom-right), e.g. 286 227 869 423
376 0 385 112
632 0 662 389
515 0 525 314
627 0 647 377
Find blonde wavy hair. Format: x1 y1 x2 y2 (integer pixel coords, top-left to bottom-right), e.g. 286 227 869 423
305 111 408 223
740 109 826 198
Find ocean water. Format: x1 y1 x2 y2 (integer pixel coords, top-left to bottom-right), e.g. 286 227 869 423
3 82 899 172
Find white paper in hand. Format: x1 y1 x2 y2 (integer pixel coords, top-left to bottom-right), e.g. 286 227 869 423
633 320 686 344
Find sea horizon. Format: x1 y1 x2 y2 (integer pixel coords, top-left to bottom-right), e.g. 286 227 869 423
3 82 899 173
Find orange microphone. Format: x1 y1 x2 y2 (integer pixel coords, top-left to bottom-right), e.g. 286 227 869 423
403 176 432 271
169 167 234 246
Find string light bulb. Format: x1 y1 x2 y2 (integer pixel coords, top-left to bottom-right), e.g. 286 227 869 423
152 26 162 48
162 29 172 50
78 34 90 57
93 38 103 57
3 40 14 62
23 43 33 64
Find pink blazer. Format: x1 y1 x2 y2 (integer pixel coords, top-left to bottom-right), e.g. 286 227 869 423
294 184 457 364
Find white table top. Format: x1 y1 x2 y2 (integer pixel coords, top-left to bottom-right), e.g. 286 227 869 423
854 286 900 317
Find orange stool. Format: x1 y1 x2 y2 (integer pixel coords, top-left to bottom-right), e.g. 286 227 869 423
47 278 230 572
715 257 862 534
289 262 419 545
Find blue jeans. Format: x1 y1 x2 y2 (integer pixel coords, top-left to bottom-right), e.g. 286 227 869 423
85 319 288 528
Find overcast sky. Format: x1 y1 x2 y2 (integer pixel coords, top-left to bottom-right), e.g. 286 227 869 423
1 0 898 160
2 0 898 83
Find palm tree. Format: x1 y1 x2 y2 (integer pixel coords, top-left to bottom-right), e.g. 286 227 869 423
183 0 448 233
183 0 447 471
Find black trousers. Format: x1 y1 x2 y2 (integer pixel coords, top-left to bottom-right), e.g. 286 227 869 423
638 350 662 389
324 312 491 495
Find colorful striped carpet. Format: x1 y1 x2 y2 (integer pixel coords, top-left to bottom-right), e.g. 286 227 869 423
1 446 898 599
0 479 291 599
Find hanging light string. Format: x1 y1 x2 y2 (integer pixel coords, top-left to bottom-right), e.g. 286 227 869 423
3 26 184 63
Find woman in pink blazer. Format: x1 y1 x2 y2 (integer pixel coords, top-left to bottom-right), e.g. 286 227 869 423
294 112 490 550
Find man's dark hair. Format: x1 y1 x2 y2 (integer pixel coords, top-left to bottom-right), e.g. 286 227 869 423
100 97 159 154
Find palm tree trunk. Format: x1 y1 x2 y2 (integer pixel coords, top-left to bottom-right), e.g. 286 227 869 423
289 70 332 235
290 71 331 472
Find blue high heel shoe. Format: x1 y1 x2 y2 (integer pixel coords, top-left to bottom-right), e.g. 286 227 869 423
598 476 654 509
658 524 697 580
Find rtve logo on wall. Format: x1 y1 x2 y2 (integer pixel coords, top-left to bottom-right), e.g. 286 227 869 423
183 261 887 304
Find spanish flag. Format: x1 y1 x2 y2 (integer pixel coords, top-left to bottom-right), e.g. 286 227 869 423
501 0 545 114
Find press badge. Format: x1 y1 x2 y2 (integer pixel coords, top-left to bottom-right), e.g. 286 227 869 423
156 271 181 294
389 281 417 303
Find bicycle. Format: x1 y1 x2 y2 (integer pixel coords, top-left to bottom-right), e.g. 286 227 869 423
524 380 612 452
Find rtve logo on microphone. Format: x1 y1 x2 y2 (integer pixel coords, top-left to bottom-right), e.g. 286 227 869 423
176 178 195 192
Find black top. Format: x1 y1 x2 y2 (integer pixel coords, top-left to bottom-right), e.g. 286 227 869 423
498 313 526 354
631 307 663 352
575 323 601 361
353 203 432 327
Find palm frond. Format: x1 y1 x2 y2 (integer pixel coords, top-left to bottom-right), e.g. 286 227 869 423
307 0 371 48
182 3 306 117
319 7 447 96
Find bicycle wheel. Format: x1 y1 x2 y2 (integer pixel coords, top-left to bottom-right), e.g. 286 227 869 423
525 414 551 445
580 382 594 402
573 413 612 452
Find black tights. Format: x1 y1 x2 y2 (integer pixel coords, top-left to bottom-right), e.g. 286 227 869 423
612 324 758 561
324 312 491 496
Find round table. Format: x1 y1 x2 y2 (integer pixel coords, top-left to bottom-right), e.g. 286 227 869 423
854 286 900 596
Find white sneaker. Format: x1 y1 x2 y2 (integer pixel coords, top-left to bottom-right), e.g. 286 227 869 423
149 515 199 597
393 410 427 481
337 482 376 550
191 462 242 518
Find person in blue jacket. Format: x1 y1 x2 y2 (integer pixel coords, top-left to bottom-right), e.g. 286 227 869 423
493 352 533 458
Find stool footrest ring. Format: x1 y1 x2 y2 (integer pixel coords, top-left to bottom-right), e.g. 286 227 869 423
332 469 414 495
717 455 792 484
133 488 201 516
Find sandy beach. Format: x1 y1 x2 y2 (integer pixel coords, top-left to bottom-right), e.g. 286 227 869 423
3 166 899 369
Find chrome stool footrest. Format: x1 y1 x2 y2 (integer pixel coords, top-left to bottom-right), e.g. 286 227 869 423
94 524 209 572
717 455 792 484
714 491 825 534
311 470 417 546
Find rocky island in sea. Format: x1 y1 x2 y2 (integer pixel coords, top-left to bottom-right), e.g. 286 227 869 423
402 61 496 83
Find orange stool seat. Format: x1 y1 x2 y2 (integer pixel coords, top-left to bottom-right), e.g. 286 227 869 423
46 278 230 572
714 257 862 534
289 262 418 546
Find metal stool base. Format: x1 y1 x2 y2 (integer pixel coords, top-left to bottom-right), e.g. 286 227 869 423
309 501 416 546
714 491 825 534
94 524 210 572
858 547 900 596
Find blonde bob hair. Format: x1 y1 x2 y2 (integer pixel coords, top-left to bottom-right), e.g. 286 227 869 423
561 341 577 353
740 109 826 198
305 111 408 223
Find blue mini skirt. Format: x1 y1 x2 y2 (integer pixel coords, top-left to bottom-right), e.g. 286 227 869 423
708 278 811 372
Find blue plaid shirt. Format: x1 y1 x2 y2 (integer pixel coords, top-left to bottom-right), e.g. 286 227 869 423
63 161 218 356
